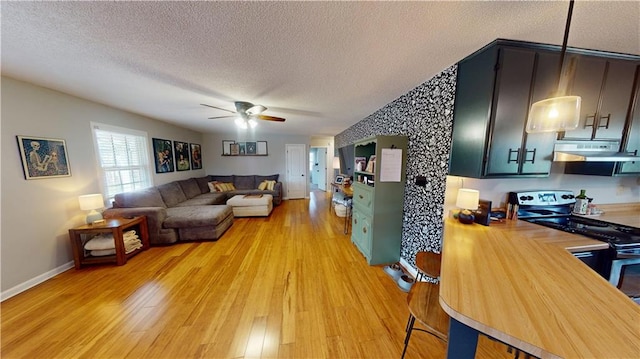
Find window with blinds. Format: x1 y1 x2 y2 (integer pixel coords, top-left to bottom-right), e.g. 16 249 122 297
91 123 153 202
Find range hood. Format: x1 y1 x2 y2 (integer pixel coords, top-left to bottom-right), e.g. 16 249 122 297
553 140 640 162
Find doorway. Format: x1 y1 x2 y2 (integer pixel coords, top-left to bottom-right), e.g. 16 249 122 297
309 147 327 192
286 144 307 199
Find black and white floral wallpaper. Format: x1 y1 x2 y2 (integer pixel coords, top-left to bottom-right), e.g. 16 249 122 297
335 64 457 267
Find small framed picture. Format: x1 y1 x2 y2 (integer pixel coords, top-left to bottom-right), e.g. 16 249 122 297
257 141 268 155
230 143 240 156
335 175 344 184
222 140 234 155
174 140 190 171
17 135 71 179
246 141 257 155
153 138 174 173
190 143 202 169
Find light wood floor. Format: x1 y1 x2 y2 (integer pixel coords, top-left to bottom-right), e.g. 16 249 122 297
1 190 516 359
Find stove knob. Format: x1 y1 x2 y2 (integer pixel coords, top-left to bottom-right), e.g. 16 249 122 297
526 196 533 201
561 194 569 199
519 196 527 201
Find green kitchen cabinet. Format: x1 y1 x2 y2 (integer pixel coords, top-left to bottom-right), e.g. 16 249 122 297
350 135 407 265
449 41 559 178
561 57 637 141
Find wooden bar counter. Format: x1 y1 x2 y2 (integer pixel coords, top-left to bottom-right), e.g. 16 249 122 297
439 217 640 359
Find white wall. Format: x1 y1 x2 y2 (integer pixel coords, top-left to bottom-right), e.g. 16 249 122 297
1 77 205 297
201 132 311 198
443 162 640 216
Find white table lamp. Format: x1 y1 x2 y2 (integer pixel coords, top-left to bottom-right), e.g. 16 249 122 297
456 188 479 224
79 193 105 224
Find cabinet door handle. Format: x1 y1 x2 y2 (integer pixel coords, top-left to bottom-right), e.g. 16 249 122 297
584 114 596 128
523 148 536 164
359 194 364 199
354 218 358 225
598 114 611 129
363 227 367 234
508 148 520 164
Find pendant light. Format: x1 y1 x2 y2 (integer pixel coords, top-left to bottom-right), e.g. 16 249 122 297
525 0 581 133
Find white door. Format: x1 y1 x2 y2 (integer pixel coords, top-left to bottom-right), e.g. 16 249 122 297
316 147 327 191
286 144 307 199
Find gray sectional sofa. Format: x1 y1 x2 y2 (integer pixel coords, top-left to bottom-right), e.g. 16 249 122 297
102 174 282 245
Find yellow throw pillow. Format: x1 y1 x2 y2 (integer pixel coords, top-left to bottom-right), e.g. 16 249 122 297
258 181 268 190
215 182 236 192
266 180 276 191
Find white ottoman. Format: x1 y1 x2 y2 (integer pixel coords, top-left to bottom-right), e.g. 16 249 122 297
226 194 273 217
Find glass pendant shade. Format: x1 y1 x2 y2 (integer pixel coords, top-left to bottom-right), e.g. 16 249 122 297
526 95 581 133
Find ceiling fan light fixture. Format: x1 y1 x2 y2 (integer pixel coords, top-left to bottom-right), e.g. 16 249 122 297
248 119 258 128
246 105 267 116
235 117 248 129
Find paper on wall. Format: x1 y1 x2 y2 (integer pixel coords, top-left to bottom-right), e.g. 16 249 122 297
379 148 403 182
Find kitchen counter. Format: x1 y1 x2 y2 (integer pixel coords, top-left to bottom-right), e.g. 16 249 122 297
584 202 640 228
439 218 640 359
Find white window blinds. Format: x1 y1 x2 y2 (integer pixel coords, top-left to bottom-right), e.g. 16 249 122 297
91 123 152 202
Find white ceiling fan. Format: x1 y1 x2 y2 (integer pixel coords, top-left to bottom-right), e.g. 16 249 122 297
201 101 286 128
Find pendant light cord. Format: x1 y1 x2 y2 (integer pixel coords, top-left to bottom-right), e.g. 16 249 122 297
557 0 575 89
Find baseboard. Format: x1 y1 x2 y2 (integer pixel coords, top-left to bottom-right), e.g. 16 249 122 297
1 261 74 302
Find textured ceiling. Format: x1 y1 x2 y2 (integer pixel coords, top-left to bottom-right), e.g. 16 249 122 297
2 1 639 136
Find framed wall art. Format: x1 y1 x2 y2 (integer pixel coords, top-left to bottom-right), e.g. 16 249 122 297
17 135 71 179
222 140 234 155
190 143 202 169
152 138 174 173
174 140 190 171
222 140 268 156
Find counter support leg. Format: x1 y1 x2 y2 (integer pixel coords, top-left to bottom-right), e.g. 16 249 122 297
446 317 479 359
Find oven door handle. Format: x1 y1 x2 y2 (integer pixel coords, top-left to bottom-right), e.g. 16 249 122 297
573 251 594 259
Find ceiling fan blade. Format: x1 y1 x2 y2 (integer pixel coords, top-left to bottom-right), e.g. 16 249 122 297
208 115 236 120
256 115 286 122
201 103 236 114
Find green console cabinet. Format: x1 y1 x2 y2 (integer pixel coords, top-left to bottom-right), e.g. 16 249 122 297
351 135 407 265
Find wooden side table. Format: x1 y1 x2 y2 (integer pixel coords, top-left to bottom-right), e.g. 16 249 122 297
68 216 149 269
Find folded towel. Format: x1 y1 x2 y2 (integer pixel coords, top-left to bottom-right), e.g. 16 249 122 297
124 239 143 254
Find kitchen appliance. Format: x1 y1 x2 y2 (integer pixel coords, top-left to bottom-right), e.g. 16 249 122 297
508 190 640 278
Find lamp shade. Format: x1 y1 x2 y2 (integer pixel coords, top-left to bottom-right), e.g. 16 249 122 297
456 189 479 210
333 157 340 169
526 96 581 133
78 194 104 211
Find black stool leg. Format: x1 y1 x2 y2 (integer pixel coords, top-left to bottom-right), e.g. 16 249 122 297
401 314 416 359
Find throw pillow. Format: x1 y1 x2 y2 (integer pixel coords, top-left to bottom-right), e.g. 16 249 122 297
84 234 115 250
266 180 276 191
214 182 236 192
257 181 268 190
208 181 220 192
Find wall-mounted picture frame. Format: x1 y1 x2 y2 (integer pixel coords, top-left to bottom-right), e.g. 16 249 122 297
174 140 190 171
152 138 174 173
246 141 257 155
17 135 71 179
222 140 268 156
190 143 202 170
257 141 268 155
230 143 240 155
222 140 234 155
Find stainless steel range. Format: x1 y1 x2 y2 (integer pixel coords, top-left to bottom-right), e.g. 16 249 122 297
508 190 640 278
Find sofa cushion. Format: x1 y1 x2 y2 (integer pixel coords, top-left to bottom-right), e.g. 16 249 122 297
164 205 232 227
194 176 212 194
157 182 188 207
178 178 202 199
210 175 234 183
234 175 255 190
257 181 268 190
175 193 227 206
208 181 236 192
255 174 279 183
113 188 166 208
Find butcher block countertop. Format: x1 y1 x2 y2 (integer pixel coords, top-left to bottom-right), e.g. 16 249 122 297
586 202 640 228
440 214 640 359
